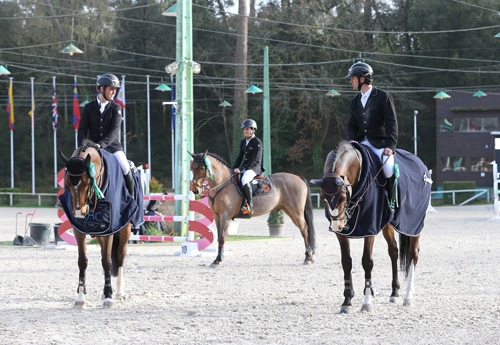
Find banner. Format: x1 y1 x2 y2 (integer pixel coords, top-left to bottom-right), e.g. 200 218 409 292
7 79 14 131
73 75 80 130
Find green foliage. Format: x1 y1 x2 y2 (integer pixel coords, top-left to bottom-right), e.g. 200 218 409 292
145 224 163 236
442 181 476 204
267 209 284 225
0 188 21 205
149 177 163 193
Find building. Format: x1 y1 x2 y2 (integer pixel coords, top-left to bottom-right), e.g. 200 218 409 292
435 90 500 189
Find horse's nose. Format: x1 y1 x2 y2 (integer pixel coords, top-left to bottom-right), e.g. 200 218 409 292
192 188 199 195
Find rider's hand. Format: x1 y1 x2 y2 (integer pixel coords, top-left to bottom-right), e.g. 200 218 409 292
234 168 240 173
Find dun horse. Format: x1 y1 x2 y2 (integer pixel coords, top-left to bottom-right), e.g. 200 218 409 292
190 151 316 267
311 141 431 313
59 141 141 309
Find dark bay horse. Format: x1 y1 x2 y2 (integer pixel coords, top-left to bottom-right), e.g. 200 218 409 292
311 141 431 313
190 151 315 268
59 141 132 309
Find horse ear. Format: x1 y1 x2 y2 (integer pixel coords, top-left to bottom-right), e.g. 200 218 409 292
203 149 208 158
84 154 91 170
59 150 70 165
309 178 324 186
188 151 195 158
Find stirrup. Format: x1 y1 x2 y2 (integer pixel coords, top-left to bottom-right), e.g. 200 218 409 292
241 202 252 215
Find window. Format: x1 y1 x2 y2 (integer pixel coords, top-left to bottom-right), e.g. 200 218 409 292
470 156 492 172
441 156 466 172
451 117 497 132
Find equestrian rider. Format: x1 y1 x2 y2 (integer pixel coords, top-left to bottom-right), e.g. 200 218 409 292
78 73 135 198
346 62 398 211
232 119 265 216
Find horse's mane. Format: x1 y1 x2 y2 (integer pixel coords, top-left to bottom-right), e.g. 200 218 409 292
79 140 100 154
206 152 231 169
324 140 352 173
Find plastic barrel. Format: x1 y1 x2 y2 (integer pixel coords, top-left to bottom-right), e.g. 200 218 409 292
29 223 51 246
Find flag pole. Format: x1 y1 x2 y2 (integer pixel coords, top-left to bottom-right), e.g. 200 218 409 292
9 77 14 189
52 76 58 188
30 77 35 194
146 75 152 180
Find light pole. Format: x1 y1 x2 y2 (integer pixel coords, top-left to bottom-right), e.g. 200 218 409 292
414 110 418 156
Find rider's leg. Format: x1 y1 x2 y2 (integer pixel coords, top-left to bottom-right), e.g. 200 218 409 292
382 154 396 212
241 170 257 214
114 151 135 199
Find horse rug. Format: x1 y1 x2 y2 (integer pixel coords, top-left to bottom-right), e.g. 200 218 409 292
335 142 432 238
59 150 144 236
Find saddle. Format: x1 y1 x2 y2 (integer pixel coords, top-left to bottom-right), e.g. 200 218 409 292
234 173 273 197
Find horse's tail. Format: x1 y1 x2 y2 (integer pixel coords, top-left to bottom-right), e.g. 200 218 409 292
301 177 316 252
399 233 411 277
111 234 120 277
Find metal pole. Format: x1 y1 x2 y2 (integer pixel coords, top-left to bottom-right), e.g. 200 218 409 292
414 110 418 156
121 75 127 154
174 0 194 237
9 77 14 189
146 75 152 180
31 77 35 194
263 46 271 174
53 76 58 188
170 73 175 190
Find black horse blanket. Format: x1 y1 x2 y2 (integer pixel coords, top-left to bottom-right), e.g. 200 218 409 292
59 150 144 236
337 142 432 238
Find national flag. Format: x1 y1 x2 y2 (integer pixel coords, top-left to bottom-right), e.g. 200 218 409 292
114 78 125 108
7 79 14 131
52 85 58 130
73 76 80 130
28 99 36 122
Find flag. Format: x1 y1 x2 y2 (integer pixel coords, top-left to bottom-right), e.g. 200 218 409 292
73 76 80 130
7 79 14 131
114 79 125 108
52 85 58 130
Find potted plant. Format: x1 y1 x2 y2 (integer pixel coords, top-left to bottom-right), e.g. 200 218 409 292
267 209 285 236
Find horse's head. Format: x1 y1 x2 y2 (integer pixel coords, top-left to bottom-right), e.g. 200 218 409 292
60 143 103 218
310 141 360 232
189 150 209 195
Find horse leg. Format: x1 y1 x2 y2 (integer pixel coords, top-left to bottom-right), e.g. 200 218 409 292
74 231 88 309
336 235 354 314
210 215 226 268
98 235 115 308
361 236 375 312
284 207 315 265
382 224 400 302
114 224 131 298
403 235 420 307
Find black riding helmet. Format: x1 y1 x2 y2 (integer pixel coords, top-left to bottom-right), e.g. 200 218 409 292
96 74 121 101
241 119 257 131
346 62 373 91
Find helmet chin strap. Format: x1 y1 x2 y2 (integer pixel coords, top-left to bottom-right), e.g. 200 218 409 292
357 76 363 91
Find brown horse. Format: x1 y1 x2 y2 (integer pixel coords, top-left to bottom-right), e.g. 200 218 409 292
59 141 132 309
190 151 315 268
311 141 431 313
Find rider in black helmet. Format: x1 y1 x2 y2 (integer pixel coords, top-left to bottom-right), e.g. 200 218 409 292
78 73 135 198
232 119 265 216
346 62 399 212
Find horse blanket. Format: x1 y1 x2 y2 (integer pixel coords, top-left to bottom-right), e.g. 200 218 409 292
335 142 432 238
59 150 144 236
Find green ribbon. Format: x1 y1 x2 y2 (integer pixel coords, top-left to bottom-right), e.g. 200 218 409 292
204 157 215 180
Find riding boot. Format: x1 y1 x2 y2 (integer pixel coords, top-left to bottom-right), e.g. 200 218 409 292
124 171 135 199
386 176 396 213
242 183 254 216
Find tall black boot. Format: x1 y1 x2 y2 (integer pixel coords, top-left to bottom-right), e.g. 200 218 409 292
242 183 254 215
124 171 135 199
386 176 396 213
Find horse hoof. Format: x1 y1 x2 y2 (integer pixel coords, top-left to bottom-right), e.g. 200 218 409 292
74 301 86 309
389 296 398 303
403 298 412 307
303 258 315 265
210 262 220 269
102 298 114 309
361 304 373 312
339 305 352 314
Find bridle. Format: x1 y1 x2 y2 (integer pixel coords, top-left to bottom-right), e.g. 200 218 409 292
191 157 234 201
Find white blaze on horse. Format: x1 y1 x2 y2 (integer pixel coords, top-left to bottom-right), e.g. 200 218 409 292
59 140 143 309
311 141 432 313
190 151 316 268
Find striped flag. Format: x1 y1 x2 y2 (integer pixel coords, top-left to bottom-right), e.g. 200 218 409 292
52 85 58 130
114 78 125 108
73 75 80 130
7 79 14 131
